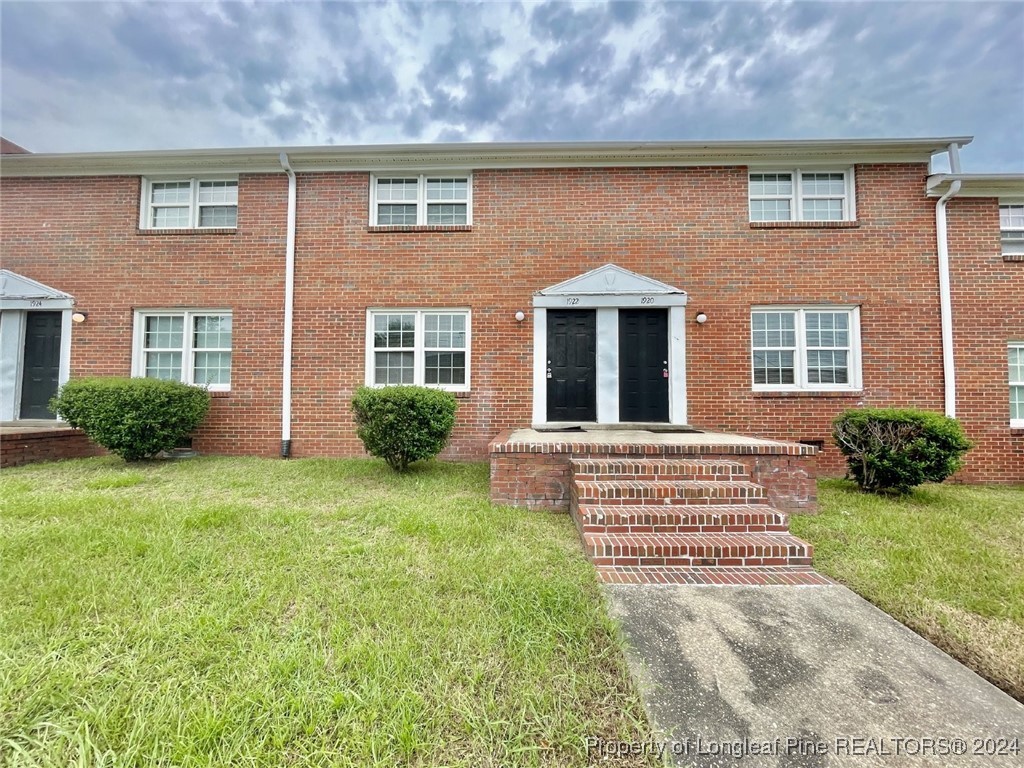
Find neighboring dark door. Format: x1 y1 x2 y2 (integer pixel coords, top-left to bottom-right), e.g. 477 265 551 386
547 309 597 422
20 312 62 419
619 308 669 422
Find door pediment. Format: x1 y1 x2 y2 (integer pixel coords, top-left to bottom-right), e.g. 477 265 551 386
534 264 687 308
0 269 75 310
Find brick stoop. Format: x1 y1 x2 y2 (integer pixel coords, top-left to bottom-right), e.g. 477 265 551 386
569 457 818 586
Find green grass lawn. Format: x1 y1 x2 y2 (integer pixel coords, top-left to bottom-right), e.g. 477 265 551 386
0 457 655 767
793 479 1024 702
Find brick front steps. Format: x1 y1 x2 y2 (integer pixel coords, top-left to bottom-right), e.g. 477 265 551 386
569 457 817 585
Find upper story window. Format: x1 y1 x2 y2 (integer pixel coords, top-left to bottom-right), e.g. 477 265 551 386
749 169 855 222
370 174 472 226
751 306 862 392
365 309 470 391
1000 202 1024 256
133 310 232 391
1010 344 1024 428
140 178 238 229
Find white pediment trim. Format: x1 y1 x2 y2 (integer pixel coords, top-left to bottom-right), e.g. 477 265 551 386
533 264 687 308
0 269 75 309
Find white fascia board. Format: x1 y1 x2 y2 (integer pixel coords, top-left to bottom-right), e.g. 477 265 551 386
1 137 974 178
927 174 1024 198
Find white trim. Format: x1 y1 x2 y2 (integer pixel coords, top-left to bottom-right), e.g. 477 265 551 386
57 309 72 419
364 308 471 392
748 168 856 222
139 176 238 230
531 265 688 426
131 309 233 391
1010 342 1024 429
0 269 75 310
999 200 1024 256
369 173 473 226
750 305 862 392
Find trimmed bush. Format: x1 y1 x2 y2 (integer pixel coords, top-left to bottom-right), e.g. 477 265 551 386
50 377 211 462
352 386 458 472
832 408 971 493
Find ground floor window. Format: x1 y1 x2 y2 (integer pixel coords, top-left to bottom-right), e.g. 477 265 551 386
751 306 861 391
1011 343 1024 427
366 309 470 391
133 310 232 390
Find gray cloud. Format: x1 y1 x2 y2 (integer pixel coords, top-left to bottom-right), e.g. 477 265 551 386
0 1 1020 170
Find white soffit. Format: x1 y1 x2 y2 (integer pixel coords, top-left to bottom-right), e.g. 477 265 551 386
0 269 75 309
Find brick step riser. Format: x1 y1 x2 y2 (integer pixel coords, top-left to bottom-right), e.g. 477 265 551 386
587 544 811 560
574 506 789 533
573 472 750 482
574 493 765 505
579 522 791 534
591 555 814 568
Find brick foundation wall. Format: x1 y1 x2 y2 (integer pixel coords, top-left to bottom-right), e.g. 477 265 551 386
1 429 105 468
2 163 1019 482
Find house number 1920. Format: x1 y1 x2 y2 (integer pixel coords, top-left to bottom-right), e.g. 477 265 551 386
640 296 655 304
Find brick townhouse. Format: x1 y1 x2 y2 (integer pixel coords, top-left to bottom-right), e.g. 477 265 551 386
1 137 1022 482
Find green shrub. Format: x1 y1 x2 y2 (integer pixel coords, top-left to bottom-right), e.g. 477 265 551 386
51 377 211 461
832 408 971 493
352 386 458 472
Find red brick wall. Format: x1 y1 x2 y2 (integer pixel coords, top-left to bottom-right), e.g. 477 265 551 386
2 163 1018 481
947 198 1024 481
1 429 105 467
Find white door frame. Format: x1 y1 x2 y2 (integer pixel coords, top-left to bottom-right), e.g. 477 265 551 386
531 264 689 426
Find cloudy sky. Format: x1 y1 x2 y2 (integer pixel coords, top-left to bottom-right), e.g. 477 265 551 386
2 1 1022 171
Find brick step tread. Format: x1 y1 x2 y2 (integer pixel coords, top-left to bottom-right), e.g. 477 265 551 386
570 458 749 481
583 531 813 567
574 503 789 533
574 479 765 503
595 565 833 586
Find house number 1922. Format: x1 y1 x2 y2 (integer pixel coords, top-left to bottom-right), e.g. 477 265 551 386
565 297 579 305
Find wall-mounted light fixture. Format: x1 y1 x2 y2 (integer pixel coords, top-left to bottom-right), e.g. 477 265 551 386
514 311 526 322
695 312 708 324
71 311 89 323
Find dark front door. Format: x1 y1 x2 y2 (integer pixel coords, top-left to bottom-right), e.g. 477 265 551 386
20 311 62 419
547 309 597 422
619 308 669 422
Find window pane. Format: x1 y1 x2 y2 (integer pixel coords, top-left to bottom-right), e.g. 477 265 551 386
749 173 792 196
376 178 419 202
199 206 237 227
151 182 191 204
425 352 466 386
194 315 232 349
152 207 190 228
145 351 182 381
374 351 414 384
806 312 849 347
1000 204 1024 230
802 198 844 221
426 178 468 201
752 350 794 385
198 181 238 204
424 313 467 348
807 350 848 384
145 316 184 349
427 203 468 225
750 199 792 222
1010 347 1024 384
377 204 417 225
1012 386 1024 421
193 351 231 385
802 173 845 196
373 314 415 348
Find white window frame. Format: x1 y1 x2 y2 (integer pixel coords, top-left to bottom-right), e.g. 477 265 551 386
749 168 856 222
369 173 473 226
999 199 1024 256
751 305 862 392
139 177 239 230
364 309 471 392
131 309 233 391
1010 342 1024 429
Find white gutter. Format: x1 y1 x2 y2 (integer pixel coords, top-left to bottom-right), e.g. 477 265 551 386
934 143 962 418
279 152 296 457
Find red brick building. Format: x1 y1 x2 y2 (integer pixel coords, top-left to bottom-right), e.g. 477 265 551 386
1 138 1021 481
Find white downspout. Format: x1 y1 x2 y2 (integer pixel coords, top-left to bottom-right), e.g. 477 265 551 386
279 152 296 457
935 143 962 418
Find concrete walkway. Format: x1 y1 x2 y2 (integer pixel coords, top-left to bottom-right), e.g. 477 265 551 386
601 584 1024 767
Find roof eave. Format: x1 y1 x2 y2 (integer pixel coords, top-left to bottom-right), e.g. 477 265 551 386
0 137 973 178
926 173 1024 198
